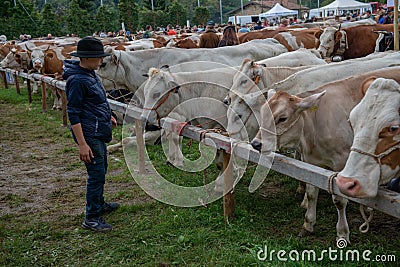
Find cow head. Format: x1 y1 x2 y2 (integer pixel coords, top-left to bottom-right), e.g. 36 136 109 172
0 49 30 71
141 67 180 127
336 78 400 198
227 91 264 141
30 47 46 73
317 27 339 58
251 89 325 154
97 47 127 91
224 59 263 105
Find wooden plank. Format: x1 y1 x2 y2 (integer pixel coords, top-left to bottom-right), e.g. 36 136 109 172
135 119 146 174
60 90 68 126
223 151 234 222
26 79 32 103
14 72 20 95
41 80 47 112
1 71 8 89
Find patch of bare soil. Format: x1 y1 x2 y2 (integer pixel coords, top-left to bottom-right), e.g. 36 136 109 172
0 101 149 220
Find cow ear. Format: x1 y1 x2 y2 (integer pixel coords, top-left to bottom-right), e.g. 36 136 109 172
314 29 323 39
360 76 377 96
15 53 21 59
267 89 276 100
296 90 326 111
168 80 180 93
46 52 54 59
334 30 342 41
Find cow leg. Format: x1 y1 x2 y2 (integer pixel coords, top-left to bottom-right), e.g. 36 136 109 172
299 184 319 237
32 81 38 94
332 195 350 243
166 131 183 167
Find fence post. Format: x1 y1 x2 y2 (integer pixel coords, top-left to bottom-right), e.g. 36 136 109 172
1 71 8 89
26 79 32 103
41 80 47 112
223 150 234 222
60 89 68 126
135 119 146 174
14 72 20 95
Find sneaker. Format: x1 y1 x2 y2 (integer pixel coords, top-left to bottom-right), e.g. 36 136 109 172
101 202 120 215
82 216 112 232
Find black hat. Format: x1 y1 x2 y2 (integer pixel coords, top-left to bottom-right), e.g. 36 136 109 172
207 20 215 26
70 37 110 58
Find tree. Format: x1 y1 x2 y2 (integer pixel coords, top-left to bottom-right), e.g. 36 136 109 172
167 1 187 27
119 0 140 32
193 7 210 26
95 4 120 33
39 3 61 37
66 0 91 36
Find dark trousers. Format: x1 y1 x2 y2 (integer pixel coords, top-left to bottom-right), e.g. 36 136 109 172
84 137 108 218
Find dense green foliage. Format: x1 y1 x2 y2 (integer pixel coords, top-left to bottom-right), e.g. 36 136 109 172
1 0 378 39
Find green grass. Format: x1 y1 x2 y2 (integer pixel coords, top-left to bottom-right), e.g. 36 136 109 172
0 85 399 267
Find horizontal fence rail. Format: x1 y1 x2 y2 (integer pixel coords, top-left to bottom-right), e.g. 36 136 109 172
1 68 399 220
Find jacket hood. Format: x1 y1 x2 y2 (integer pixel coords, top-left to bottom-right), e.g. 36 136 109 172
62 60 95 80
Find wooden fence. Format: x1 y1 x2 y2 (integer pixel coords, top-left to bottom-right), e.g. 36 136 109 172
1 67 399 222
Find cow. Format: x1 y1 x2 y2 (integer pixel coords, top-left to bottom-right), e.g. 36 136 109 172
238 28 287 43
316 24 395 59
273 28 320 51
0 49 31 72
250 67 400 243
97 38 288 94
336 78 400 198
270 51 400 95
224 53 324 106
0 41 19 61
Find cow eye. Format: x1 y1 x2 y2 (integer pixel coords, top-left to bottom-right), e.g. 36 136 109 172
240 79 247 85
389 125 400 133
153 92 161 99
277 117 287 123
100 62 106 68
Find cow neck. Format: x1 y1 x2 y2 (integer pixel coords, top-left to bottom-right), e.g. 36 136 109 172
350 140 400 182
97 50 122 90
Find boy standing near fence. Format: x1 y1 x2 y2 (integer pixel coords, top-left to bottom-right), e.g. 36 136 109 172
63 37 119 232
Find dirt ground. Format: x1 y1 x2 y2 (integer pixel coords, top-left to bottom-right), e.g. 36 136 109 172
0 99 142 220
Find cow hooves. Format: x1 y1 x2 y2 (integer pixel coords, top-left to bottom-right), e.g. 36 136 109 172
298 228 313 238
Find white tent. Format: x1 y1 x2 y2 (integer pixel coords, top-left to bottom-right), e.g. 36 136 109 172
259 3 298 18
319 0 371 16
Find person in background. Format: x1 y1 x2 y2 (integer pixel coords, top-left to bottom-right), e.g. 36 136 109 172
238 24 250 33
0 35 6 44
143 25 153 38
45 33 53 40
167 24 177 35
63 37 120 232
253 20 264 30
278 18 289 29
199 21 220 48
218 25 239 47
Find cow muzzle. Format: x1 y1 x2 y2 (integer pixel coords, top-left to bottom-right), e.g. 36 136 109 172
250 138 262 152
336 175 364 198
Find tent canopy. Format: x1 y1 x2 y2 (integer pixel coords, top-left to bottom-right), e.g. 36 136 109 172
259 3 298 17
319 0 370 11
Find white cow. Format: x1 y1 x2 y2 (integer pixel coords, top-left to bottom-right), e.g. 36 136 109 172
336 78 400 198
250 67 400 243
97 38 288 93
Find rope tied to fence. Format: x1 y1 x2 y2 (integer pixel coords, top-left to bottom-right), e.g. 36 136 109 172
359 204 374 233
328 172 338 195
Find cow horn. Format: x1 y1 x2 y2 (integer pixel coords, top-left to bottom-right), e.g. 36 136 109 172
338 24 341 31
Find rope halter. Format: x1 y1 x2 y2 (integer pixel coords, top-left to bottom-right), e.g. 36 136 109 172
350 140 400 181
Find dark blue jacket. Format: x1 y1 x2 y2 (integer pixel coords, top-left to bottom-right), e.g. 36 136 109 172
63 60 112 143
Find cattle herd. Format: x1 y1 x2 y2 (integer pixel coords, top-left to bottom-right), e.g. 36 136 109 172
1 20 399 243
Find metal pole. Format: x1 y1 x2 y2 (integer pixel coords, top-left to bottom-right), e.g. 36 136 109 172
220 0 223 24
198 0 200 7
395 0 399 51
241 0 244 15
100 0 103 6
151 0 154 11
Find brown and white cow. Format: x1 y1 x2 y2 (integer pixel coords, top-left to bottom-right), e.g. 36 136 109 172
316 24 395 59
250 67 400 242
273 28 320 51
336 78 400 198
238 28 286 43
